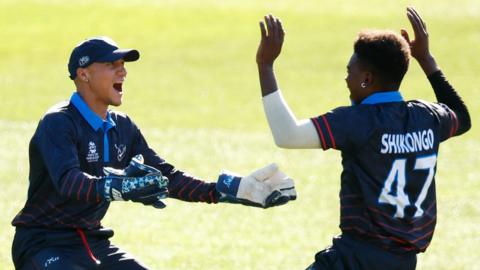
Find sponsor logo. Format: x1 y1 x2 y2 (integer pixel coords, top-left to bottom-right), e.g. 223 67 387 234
44 256 60 268
111 188 124 201
223 175 234 189
86 141 99 162
114 144 127 162
79 56 90 66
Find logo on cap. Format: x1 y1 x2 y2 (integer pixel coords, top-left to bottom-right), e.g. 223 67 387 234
79 56 90 67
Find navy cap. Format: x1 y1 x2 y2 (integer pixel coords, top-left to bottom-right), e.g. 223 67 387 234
68 36 139 79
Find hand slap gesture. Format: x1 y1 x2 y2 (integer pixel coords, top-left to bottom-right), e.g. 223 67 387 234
256 14 285 66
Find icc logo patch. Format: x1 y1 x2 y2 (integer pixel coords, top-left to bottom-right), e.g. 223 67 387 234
86 141 99 163
79 56 90 67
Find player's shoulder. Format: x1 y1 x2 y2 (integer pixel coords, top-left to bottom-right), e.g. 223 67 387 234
327 104 378 120
44 100 70 114
42 100 73 122
37 100 77 132
407 99 435 108
108 109 128 119
328 105 362 115
108 109 138 127
406 99 452 117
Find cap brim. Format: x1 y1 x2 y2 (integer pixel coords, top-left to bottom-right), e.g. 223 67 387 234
96 49 140 62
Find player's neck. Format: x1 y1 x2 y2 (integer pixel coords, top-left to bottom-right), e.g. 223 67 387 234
88 103 108 120
373 82 400 93
76 89 108 120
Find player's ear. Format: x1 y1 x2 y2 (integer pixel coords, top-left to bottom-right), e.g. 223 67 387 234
362 71 374 89
77 68 89 83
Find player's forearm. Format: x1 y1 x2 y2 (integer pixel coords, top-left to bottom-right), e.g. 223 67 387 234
167 171 219 203
138 147 220 203
427 70 471 135
258 64 280 97
416 54 440 76
57 168 102 202
151 160 219 203
262 90 320 148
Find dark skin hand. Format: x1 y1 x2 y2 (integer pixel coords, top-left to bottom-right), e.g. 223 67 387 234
257 9 438 96
402 7 440 76
403 7 470 135
256 14 285 97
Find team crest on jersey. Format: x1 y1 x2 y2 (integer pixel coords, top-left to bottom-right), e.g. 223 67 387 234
114 144 127 162
86 141 99 162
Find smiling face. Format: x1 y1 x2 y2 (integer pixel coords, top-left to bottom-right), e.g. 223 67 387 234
85 59 127 107
75 59 127 118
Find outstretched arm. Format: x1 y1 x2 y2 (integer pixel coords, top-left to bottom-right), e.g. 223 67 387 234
402 7 471 135
135 132 296 208
257 15 321 148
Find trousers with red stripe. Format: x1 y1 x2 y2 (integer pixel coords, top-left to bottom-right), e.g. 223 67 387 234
17 236 148 270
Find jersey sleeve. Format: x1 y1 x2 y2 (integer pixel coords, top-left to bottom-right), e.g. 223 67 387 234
428 70 470 136
130 122 219 204
429 102 459 142
36 112 81 189
310 106 371 151
35 112 106 202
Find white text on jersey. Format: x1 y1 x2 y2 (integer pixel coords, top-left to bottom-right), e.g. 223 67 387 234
380 129 434 154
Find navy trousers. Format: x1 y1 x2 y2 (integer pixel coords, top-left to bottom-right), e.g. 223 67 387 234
19 239 148 270
306 234 417 270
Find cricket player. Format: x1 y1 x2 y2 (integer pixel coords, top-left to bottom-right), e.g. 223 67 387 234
11 36 296 269
256 7 471 270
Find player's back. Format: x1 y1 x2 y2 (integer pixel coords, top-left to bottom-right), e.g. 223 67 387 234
329 99 458 254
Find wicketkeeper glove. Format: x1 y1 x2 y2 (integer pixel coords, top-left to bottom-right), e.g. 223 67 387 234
101 154 169 209
216 163 296 208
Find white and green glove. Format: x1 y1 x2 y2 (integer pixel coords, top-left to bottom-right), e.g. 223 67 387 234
216 163 296 208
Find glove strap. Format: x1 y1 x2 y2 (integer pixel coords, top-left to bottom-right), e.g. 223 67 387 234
216 173 242 197
103 177 113 201
103 176 125 201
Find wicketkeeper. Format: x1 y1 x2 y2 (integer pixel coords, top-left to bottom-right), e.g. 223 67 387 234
11 37 296 270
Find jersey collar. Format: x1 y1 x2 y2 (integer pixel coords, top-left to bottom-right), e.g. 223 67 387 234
70 92 116 131
360 91 404 105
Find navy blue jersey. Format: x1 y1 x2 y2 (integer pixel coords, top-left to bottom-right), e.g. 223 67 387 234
310 91 458 254
12 92 218 267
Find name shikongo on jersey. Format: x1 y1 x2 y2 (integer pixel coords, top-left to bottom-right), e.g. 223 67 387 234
311 97 459 254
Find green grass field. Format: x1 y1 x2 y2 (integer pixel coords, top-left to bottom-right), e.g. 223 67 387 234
1 0 479 269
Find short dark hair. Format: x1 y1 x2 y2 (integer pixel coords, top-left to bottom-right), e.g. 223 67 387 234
354 30 410 87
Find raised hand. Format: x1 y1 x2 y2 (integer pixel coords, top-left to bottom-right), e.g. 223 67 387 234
401 7 439 75
256 14 285 66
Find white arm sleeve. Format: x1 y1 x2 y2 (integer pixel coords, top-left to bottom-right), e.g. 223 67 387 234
262 90 321 149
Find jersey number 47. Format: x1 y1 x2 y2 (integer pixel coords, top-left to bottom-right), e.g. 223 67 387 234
378 154 437 218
